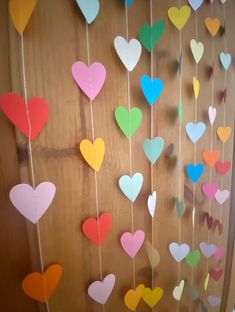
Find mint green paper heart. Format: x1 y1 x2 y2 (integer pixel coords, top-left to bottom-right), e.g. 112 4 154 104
138 20 165 52
142 137 164 164
185 250 201 268
114 106 142 139
175 197 185 218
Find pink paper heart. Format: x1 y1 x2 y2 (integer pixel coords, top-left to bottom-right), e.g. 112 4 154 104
9 182 56 224
214 247 225 261
88 274 115 304
215 189 230 204
202 183 219 199
71 61 106 100
120 230 145 258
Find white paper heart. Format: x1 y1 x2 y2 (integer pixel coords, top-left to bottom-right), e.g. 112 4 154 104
208 106 216 125
190 39 204 64
215 189 230 205
147 191 157 217
88 274 115 304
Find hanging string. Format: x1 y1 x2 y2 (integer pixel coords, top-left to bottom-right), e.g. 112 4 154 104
20 34 50 312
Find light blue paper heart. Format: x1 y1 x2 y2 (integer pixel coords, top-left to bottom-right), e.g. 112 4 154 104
219 52 231 71
186 163 204 183
140 75 163 106
188 0 203 11
185 122 206 143
119 172 143 202
125 0 133 7
142 137 164 164
76 0 100 24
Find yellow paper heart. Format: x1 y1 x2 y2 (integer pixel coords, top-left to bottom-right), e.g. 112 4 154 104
168 5 191 30
205 17 221 37
217 127 231 143
9 0 37 35
124 284 145 311
145 240 160 268
80 138 105 172
204 273 210 291
142 287 163 308
193 76 200 100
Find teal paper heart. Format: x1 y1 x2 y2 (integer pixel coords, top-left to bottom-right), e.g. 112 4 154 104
175 197 185 218
219 52 231 71
142 137 164 164
119 173 143 202
138 20 165 52
76 0 99 24
186 163 204 183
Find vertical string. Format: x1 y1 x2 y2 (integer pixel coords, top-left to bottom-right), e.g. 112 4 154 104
20 35 50 312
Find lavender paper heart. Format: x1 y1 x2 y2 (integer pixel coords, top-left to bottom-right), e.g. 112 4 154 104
169 242 190 262
199 242 217 258
208 295 221 307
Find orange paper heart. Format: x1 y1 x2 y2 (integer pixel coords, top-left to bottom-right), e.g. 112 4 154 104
203 150 220 167
124 284 145 311
217 126 231 143
22 264 63 302
205 17 221 37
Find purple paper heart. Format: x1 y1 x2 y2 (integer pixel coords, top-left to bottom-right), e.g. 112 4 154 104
188 0 204 11
199 242 217 258
202 183 219 199
208 295 221 307
88 274 115 304
169 242 190 262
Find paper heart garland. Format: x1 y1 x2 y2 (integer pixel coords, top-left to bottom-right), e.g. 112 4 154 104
140 75 163 106
186 163 204 183
215 161 231 176
203 150 220 167
114 106 142 138
138 20 165 52
188 0 203 11
205 17 221 37
71 61 106 100
208 106 216 125
0 93 49 140
185 250 201 268
142 287 163 308
114 36 142 71
124 284 145 311
147 191 157 217
211 268 223 281
9 182 56 224
9 0 37 34
121 230 145 258
175 197 185 218
168 5 191 30
119 172 143 202
208 295 221 307
173 280 185 301
185 122 206 143
145 240 160 268
204 213 224 235
199 242 217 258
82 212 112 246
220 52 231 71
193 76 200 99
190 39 204 64
214 247 225 261
80 138 105 172
75 0 99 24
169 242 190 262
22 264 63 302
142 137 164 164
215 189 230 204
88 274 115 304
217 126 231 142
202 183 219 199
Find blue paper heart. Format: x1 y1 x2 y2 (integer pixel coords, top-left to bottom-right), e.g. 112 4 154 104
125 0 133 7
188 0 203 11
76 0 100 24
142 137 164 164
186 163 204 183
185 122 206 143
140 75 163 106
219 52 231 71
119 172 143 202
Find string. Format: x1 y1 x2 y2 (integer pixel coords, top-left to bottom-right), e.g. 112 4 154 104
125 3 136 289
85 23 104 311
20 35 49 311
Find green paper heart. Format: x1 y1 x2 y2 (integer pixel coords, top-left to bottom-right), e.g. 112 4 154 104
175 197 185 218
138 20 165 52
178 102 183 124
185 250 201 268
114 106 142 139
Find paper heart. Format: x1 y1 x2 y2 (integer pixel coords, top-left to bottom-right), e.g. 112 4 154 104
220 52 231 71
204 273 210 291
142 137 164 164
204 212 213 229
145 240 160 268
214 247 225 261
173 280 185 301
216 221 223 235
126 0 133 7
202 183 219 199
114 36 142 71
80 138 105 172
220 0 227 3
22 264 63 302
217 126 231 142
147 191 157 217
208 295 221 307
186 163 204 183
140 75 163 106
175 197 185 218
193 76 200 99
71 62 106 100
119 172 143 202
190 39 204 64
124 284 145 311
199 242 217 258
203 149 220 167
208 106 216 125
75 0 99 24
205 18 221 37
9 0 36 34
201 301 208 312
169 242 190 262
185 250 201 268
114 106 142 138
168 5 191 30
188 0 203 11
215 189 230 204
82 212 112 246
138 20 165 52
9 182 56 224
215 161 231 176
185 122 206 143
88 274 115 304
142 287 163 308
186 282 199 301
0 93 49 140
121 230 145 258
211 268 223 281
178 102 183 124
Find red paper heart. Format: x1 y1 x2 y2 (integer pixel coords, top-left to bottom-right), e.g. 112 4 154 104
82 212 112 246
204 212 213 229
211 268 223 281
0 93 49 140
215 161 231 176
